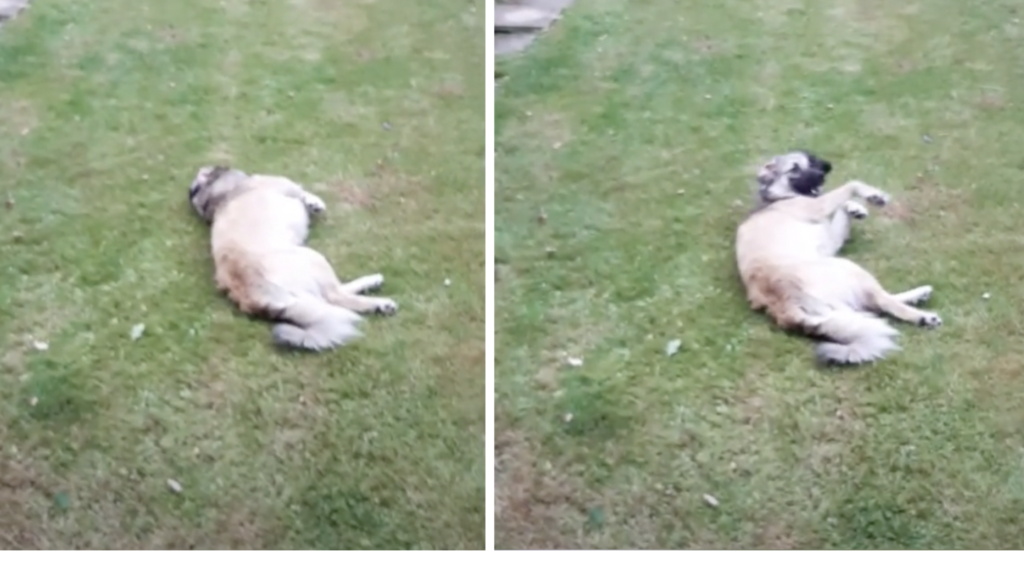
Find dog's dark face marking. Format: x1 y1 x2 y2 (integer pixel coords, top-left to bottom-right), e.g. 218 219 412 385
786 151 832 196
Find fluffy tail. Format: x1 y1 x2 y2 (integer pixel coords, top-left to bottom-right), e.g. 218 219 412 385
270 295 363 351
809 309 900 365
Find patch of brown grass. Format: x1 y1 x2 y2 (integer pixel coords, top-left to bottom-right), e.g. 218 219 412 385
880 171 967 226
0 448 50 549
494 429 588 549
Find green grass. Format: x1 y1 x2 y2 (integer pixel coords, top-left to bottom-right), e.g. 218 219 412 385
495 0 1024 550
0 0 484 550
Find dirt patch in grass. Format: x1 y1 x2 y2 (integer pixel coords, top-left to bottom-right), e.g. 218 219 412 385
495 429 589 549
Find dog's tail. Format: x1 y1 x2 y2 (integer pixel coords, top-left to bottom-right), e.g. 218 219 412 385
271 295 363 351
809 309 900 365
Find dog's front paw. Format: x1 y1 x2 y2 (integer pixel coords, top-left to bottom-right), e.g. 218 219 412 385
917 312 942 328
303 194 327 214
865 190 890 207
375 299 399 316
844 201 869 219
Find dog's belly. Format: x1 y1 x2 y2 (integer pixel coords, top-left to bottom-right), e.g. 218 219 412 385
212 191 310 251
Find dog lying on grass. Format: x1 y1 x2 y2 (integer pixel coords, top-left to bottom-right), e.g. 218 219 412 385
734 151 940 364
189 166 397 350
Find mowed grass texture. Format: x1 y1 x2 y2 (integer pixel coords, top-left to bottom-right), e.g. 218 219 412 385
0 0 484 550
496 0 1024 550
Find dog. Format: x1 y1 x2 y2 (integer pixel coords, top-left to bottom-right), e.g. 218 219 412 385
734 151 941 365
188 165 398 351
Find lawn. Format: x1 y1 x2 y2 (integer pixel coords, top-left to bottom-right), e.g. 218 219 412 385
495 0 1024 550
0 0 484 550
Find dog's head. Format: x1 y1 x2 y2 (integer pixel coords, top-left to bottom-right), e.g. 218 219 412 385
188 165 248 222
755 150 832 203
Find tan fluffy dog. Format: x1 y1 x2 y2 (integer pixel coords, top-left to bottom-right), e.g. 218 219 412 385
735 151 941 365
189 165 398 350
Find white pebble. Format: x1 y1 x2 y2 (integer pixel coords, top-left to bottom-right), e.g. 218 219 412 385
702 493 719 508
982 292 991 300
167 479 183 494
566 356 583 367
444 278 451 287
32 341 48 351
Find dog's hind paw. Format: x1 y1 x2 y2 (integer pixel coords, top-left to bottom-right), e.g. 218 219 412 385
917 312 942 328
374 299 399 316
844 201 869 219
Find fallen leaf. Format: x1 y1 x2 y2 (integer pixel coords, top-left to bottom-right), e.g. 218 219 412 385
53 492 71 511
665 339 683 356
130 323 146 341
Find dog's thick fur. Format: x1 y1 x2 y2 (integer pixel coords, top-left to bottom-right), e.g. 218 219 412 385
189 165 398 351
735 151 941 365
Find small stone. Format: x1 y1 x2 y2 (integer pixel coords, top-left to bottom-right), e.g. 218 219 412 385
982 292 991 300
922 134 933 143
444 278 451 287
32 341 48 351
29 396 37 406
382 121 392 131
702 493 719 508
563 413 573 423
167 479 183 494
545 247 556 257
566 356 583 367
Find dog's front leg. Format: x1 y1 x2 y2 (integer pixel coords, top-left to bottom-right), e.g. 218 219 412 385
261 175 328 215
821 201 869 255
805 180 890 221
291 186 327 216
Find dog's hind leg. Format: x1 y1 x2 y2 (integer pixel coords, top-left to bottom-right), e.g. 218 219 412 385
341 274 385 295
892 285 933 305
866 285 941 328
323 289 399 316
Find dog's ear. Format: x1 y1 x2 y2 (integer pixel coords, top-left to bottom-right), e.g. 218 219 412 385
818 158 832 174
